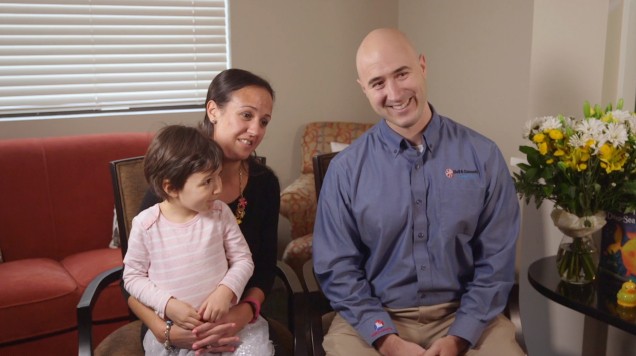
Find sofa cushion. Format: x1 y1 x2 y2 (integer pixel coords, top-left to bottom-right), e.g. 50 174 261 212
62 248 129 322
0 133 152 262
0 258 78 343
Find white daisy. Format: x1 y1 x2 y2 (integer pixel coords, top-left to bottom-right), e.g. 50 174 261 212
603 122 628 147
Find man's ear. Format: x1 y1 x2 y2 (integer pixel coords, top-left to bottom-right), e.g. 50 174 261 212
419 54 427 77
162 179 179 198
356 78 367 94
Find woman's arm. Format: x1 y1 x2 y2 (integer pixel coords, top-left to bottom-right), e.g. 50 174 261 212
129 294 239 351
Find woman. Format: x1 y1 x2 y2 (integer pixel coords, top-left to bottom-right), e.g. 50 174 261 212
127 68 284 355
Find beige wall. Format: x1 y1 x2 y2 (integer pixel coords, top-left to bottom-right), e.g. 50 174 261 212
399 0 533 166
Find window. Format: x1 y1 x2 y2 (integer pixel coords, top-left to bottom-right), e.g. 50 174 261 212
0 0 228 119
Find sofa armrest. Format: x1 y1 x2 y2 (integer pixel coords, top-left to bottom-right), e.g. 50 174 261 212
280 173 317 239
77 265 123 356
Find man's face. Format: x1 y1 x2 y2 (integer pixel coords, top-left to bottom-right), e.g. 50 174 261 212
357 47 429 134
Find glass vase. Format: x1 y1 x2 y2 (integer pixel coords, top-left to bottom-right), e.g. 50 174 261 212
556 234 598 284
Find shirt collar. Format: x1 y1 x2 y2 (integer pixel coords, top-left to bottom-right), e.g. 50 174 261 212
378 104 442 157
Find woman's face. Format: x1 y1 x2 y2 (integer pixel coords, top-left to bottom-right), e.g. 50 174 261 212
206 85 273 161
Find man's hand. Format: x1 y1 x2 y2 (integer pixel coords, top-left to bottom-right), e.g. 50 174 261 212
198 285 234 322
423 335 470 356
165 298 202 330
375 334 426 356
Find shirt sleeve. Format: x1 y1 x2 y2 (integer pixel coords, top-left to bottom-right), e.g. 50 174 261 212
313 159 398 346
245 168 279 296
122 215 173 318
448 146 520 345
218 204 254 301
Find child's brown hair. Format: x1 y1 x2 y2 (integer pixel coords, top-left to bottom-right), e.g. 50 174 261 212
144 124 223 200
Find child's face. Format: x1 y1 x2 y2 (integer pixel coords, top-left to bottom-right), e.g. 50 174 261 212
175 167 222 213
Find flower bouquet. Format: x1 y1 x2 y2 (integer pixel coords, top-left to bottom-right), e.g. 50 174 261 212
514 99 636 284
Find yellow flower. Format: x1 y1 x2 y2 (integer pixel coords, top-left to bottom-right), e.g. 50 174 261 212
599 143 614 159
549 129 564 140
599 144 628 173
515 99 636 216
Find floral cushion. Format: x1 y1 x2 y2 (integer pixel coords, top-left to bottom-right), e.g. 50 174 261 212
282 233 313 275
300 121 374 174
280 174 316 238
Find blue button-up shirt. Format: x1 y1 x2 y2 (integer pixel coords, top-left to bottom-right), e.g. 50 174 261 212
313 108 520 347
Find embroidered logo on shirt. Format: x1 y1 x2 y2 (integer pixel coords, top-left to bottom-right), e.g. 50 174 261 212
371 320 394 338
445 168 479 179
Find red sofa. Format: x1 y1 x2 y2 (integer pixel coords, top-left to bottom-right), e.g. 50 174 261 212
0 132 153 355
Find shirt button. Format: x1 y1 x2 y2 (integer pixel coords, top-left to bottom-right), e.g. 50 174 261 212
418 232 424 238
415 164 421 169
420 265 426 271
416 199 422 205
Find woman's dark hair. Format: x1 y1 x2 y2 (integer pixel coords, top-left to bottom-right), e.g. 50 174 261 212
144 124 224 200
202 68 275 138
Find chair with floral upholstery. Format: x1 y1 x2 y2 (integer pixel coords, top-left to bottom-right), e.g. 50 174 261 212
280 121 373 276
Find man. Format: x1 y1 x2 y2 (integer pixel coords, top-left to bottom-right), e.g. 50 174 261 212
313 28 523 356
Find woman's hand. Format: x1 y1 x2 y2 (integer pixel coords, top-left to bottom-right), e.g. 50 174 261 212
167 323 198 349
192 322 240 355
190 301 253 352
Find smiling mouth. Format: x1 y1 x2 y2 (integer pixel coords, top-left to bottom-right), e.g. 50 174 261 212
238 138 253 146
388 97 412 111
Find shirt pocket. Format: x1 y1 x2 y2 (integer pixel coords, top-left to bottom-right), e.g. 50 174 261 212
435 178 486 240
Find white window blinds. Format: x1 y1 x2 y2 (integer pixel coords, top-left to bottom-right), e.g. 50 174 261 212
0 0 228 119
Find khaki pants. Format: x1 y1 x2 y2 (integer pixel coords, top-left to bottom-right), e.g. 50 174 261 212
323 302 524 356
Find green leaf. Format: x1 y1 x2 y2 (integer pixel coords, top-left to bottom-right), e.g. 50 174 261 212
583 101 591 117
594 104 603 118
525 167 539 181
517 163 531 171
618 98 624 110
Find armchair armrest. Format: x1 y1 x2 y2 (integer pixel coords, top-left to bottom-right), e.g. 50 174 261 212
280 173 317 238
77 266 123 356
303 259 333 356
274 260 310 356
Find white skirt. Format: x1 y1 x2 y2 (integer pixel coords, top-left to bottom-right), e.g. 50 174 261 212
143 316 274 356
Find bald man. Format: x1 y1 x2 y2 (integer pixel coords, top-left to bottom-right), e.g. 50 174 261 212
313 28 523 356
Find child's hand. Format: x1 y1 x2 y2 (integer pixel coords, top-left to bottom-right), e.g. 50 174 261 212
165 298 202 330
198 285 235 322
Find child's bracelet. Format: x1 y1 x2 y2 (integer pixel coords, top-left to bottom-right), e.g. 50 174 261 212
164 320 175 351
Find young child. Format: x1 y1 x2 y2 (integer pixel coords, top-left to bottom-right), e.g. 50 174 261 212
123 125 272 355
